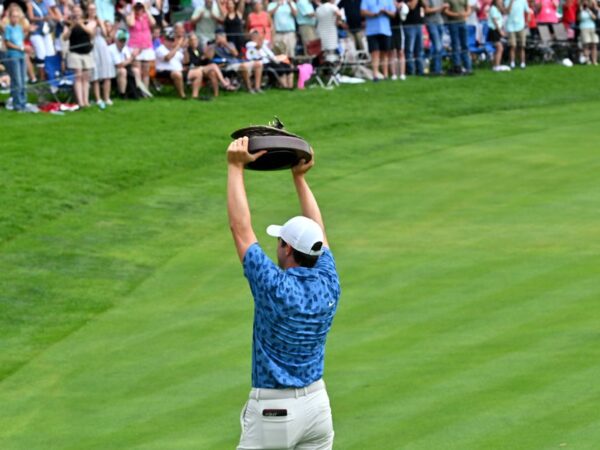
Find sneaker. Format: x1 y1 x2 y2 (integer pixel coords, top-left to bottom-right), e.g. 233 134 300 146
400 74 406 81
520 62 526 69
24 103 39 113
196 95 212 101
97 100 106 110
510 61 515 69
248 88 257 94
256 88 265 94
105 99 113 106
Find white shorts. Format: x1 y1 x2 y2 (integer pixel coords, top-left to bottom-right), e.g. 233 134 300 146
130 47 156 62
30 33 56 64
237 380 334 450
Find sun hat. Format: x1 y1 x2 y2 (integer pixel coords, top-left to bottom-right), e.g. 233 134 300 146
267 216 324 256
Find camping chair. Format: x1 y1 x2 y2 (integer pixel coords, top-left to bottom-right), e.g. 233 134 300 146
339 36 372 79
552 24 576 59
302 39 341 89
536 25 557 62
467 25 487 63
41 54 74 103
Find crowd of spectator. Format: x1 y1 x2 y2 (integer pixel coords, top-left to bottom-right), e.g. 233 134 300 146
0 0 598 112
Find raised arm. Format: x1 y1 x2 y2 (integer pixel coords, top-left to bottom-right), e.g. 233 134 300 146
291 150 329 248
227 137 267 262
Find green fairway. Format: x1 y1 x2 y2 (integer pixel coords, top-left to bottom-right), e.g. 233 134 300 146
1 66 600 449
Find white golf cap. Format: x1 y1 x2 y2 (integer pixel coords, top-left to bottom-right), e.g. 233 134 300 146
266 216 324 256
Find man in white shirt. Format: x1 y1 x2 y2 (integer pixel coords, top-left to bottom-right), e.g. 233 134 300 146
155 30 189 99
190 0 223 46
108 29 153 98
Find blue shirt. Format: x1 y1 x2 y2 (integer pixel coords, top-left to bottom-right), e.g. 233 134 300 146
504 0 529 33
4 23 25 58
296 0 317 26
243 243 341 388
267 1 297 32
360 0 395 36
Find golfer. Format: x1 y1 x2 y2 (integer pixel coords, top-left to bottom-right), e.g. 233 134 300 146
227 136 341 450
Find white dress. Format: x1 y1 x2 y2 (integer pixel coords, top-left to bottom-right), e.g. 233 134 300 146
92 26 116 81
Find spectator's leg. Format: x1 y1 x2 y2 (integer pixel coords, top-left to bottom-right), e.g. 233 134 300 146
103 78 112 103
253 61 263 91
592 39 598 64
6 56 23 111
189 67 204 98
170 70 186 98
18 56 27 109
117 67 127 94
381 50 389 78
73 68 84 107
415 26 424 75
427 24 442 75
494 41 503 68
459 23 472 72
448 23 460 71
389 49 398 77
141 61 151 89
509 33 516 66
82 69 91 107
93 80 102 103
239 64 252 91
132 66 143 88
208 70 219 96
371 50 381 78
405 26 416 75
23 46 36 83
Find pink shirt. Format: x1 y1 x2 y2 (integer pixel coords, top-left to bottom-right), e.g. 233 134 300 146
536 0 558 23
128 13 152 49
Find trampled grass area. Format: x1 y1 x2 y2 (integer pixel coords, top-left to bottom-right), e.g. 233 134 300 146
1 66 600 449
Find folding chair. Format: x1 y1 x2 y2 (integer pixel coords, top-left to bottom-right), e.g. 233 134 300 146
42 54 74 103
537 25 557 62
302 39 341 89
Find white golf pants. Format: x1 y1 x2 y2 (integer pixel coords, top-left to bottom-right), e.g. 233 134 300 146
237 379 334 450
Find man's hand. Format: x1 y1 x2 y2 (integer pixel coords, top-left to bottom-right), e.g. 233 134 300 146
291 147 314 177
227 137 267 167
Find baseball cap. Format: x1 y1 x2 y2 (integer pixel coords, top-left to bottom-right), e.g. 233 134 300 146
116 29 129 41
267 216 324 256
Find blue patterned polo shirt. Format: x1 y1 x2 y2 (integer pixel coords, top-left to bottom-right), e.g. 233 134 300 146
243 243 341 388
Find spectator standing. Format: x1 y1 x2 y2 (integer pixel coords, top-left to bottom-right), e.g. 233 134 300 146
267 0 298 58
389 0 406 79
96 0 116 24
361 0 396 80
27 0 56 80
487 0 507 70
535 0 558 33
404 0 425 75
424 0 447 75
223 0 245 51
444 0 472 74
316 0 343 53
88 2 116 109
54 0 72 53
296 0 317 54
339 0 366 49
127 0 156 90
3 5 29 111
63 5 95 107
246 0 273 42
579 0 598 64
191 0 223 46
503 0 530 69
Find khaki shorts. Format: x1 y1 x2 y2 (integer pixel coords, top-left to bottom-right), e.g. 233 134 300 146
298 25 317 51
67 52 95 70
580 28 599 45
237 380 334 450
274 31 297 58
508 29 527 47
